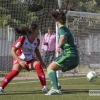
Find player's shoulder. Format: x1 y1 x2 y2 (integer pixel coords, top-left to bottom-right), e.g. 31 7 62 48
60 26 67 30
59 26 69 33
16 36 26 42
18 36 26 40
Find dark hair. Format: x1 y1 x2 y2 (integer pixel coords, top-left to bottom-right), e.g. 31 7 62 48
51 10 66 24
14 23 38 36
51 3 73 24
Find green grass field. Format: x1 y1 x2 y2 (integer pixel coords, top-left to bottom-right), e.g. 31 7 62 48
0 76 100 100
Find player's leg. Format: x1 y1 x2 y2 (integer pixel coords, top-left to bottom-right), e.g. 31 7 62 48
45 62 62 95
47 62 61 89
49 51 61 89
29 60 49 92
45 54 79 95
0 64 22 93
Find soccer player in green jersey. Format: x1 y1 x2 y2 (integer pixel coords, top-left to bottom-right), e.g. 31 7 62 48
45 4 79 95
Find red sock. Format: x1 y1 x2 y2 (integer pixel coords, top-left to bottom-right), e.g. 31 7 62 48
0 70 19 89
35 63 46 88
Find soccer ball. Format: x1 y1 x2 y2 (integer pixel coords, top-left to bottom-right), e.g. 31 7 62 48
87 71 98 82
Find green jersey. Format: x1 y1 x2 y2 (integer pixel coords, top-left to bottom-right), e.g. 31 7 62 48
58 25 78 55
54 25 79 72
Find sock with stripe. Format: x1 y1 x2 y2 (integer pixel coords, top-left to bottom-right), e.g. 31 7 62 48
0 70 19 89
35 63 46 88
47 70 58 90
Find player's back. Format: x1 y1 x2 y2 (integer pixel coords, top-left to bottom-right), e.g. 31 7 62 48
58 26 78 55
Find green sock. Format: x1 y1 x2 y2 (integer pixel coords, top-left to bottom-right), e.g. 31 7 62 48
47 70 58 90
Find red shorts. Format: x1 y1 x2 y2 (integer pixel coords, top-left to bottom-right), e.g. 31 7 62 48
13 58 36 71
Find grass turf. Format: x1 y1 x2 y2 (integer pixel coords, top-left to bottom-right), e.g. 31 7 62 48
0 76 100 100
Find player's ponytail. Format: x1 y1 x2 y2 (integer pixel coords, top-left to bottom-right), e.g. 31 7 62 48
64 3 73 14
51 2 73 24
14 23 38 36
14 27 27 36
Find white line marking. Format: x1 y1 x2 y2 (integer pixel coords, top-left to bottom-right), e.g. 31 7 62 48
9 77 86 85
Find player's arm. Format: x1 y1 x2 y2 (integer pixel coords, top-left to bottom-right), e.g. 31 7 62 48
56 35 65 53
11 47 27 67
57 27 70 52
35 38 43 62
35 38 46 68
11 47 21 62
35 49 43 62
35 49 46 68
11 36 25 62
11 36 27 67
35 48 46 68
58 35 65 48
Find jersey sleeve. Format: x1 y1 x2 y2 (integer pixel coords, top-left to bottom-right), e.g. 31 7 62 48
59 27 69 38
35 38 40 50
12 36 25 49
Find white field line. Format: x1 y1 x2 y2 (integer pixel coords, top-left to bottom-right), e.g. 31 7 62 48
9 77 86 85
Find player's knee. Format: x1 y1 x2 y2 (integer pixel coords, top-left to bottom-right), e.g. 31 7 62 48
35 62 42 70
46 65 53 71
12 64 22 71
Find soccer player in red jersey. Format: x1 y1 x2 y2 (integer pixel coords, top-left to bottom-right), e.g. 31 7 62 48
0 23 49 93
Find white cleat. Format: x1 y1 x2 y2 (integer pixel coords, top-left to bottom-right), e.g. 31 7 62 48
42 86 49 92
0 87 3 93
45 89 62 95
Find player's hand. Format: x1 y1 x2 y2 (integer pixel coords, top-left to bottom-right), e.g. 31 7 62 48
40 61 46 69
56 47 61 53
19 60 27 68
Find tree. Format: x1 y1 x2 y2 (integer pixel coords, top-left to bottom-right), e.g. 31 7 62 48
0 0 100 28
0 0 43 27
71 0 100 13
57 0 100 13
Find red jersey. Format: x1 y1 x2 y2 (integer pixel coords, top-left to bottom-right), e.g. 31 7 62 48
12 36 40 61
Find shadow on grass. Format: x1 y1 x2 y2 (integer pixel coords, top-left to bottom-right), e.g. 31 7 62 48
62 89 89 94
0 90 45 95
0 89 90 95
